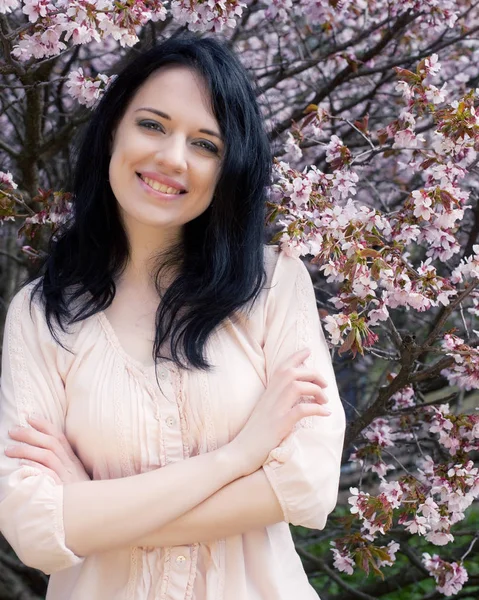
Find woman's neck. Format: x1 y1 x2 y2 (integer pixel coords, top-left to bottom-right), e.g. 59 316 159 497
120 217 182 293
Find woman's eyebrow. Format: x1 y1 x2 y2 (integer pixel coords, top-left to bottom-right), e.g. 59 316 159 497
134 107 222 139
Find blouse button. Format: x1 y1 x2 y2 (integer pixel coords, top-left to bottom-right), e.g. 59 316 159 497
158 367 168 381
176 555 186 565
165 416 175 427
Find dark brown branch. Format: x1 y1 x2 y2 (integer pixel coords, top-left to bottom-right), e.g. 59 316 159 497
423 280 479 349
270 10 417 140
345 334 419 446
0 136 19 158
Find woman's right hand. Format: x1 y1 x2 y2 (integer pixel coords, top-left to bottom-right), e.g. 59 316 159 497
227 348 331 477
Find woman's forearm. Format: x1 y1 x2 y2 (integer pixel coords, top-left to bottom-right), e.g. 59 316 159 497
132 468 284 548
63 445 244 557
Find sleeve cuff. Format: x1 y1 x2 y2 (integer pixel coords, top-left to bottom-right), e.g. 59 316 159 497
262 429 337 530
0 470 85 574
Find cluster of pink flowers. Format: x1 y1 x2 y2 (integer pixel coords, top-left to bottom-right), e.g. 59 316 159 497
18 189 73 242
2 1 247 64
331 537 401 577
422 554 469 596
440 334 479 391
0 171 18 190
8 1 167 61
427 403 479 455
340 379 478 593
337 455 478 592
269 53 478 380
350 417 398 478
65 68 113 107
272 152 462 355
170 0 244 32
262 0 461 29
452 245 479 284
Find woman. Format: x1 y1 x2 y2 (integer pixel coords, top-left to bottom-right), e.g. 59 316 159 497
0 36 345 599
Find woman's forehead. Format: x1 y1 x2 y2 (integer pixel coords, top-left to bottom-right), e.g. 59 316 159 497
128 66 217 124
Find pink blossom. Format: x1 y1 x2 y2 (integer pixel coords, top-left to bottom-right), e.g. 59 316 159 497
425 83 448 104
0 0 19 13
390 385 415 410
411 189 433 220
65 68 112 107
22 0 53 23
393 128 421 149
323 313 350 345
0 171 17 189
265 0 292 20
325 135 345 164
368 303 389 326
396 80 413 100
378 541 400 567
423 554 468 595
403 515 429 535
379 481 404 509
283 133 303 162
331 543 355 575
290 177 312 208
420 53 441 77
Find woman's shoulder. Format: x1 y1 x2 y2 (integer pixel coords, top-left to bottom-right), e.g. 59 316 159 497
6 279 43 322
5 277 93 345
262 244 308 289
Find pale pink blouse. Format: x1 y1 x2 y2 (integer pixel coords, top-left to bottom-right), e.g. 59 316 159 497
0 246 345 600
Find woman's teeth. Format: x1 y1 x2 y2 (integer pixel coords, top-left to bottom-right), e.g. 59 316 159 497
140 175 182 195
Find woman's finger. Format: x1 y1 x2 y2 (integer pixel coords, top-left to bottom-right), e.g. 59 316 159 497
5 443 66 478
9 422 70 464
289 402 332 424
289 368 328 389
26 415 77 461
289 380 329 405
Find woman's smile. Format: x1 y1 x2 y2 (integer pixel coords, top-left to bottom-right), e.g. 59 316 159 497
136 172 187 198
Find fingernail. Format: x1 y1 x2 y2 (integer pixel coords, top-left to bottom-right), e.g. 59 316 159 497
8 427 23 434
324 409 332 415
5 445 16 453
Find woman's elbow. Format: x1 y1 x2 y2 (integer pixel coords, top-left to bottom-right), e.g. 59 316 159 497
290 480 340 530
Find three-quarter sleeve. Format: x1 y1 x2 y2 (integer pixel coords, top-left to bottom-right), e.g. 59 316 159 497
0 284 84 574
262 251 346 530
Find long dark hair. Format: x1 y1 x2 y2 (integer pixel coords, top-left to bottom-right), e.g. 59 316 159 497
34 35 271 370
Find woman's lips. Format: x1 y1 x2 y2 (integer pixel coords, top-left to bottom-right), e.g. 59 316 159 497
137 173 186 198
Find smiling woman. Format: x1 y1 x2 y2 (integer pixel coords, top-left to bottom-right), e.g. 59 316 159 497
109 66 223 243
0 35 345 600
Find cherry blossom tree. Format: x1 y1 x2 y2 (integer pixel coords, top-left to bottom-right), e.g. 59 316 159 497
0 1 478 599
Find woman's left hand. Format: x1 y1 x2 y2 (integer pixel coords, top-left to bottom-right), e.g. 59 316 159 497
5 415 91 485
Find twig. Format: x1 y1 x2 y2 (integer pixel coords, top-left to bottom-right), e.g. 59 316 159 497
461 535 478 562
296 547 379 600
0 249 25 267
422 279 479 348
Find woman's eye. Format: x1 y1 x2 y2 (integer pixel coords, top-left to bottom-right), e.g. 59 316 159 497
195 140 219 154
138 120 164 132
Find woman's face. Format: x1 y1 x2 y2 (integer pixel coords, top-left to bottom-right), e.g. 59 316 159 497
108 66 223 239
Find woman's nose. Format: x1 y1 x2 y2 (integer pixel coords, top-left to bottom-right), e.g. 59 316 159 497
155 135 187 173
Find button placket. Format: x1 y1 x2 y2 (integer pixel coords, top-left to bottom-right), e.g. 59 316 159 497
152 363 185 464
